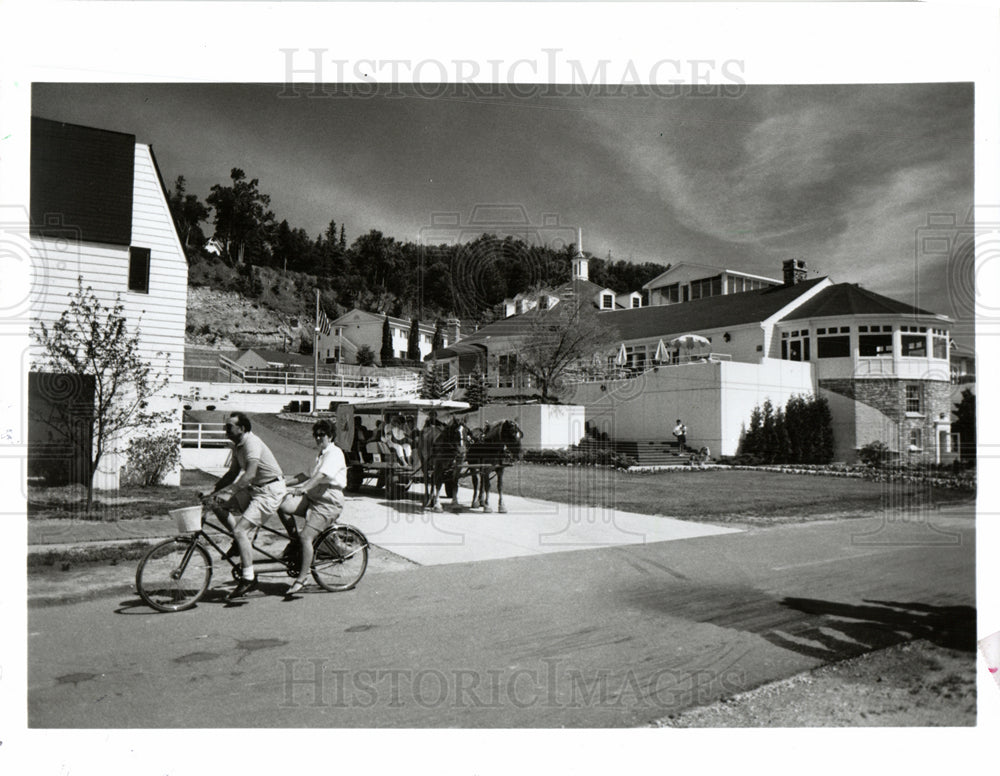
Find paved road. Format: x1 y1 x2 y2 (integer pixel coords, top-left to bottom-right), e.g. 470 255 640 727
28 510 975 727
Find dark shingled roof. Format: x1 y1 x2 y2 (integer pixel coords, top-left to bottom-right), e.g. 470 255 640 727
30 117 135 246
780 283 939 320
598 276 829 341
440 276 828 353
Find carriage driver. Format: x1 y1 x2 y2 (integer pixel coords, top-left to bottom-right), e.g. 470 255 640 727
199 412 287 600
278 418 348 596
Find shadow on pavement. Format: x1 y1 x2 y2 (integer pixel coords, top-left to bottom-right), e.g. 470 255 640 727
768 597 977 659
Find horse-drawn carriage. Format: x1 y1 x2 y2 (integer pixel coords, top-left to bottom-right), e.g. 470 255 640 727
333 398 524 512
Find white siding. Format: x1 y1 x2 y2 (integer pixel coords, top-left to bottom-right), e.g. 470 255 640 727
31 143 188 383
30 142 188 488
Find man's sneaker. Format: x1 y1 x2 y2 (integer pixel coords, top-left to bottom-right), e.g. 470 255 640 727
280 542 300 563
227 577 258 600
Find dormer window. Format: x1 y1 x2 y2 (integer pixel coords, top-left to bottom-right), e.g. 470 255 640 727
601 293 614 310
539 296 548 310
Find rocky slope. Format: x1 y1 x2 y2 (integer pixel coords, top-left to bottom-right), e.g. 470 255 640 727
185 286 309 351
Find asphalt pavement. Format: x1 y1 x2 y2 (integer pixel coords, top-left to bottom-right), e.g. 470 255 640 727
27 507 976 727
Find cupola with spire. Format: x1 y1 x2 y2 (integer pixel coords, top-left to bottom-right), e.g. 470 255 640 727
571 227 589 282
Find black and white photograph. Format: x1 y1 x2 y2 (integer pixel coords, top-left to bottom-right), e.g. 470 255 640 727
2 1 998 773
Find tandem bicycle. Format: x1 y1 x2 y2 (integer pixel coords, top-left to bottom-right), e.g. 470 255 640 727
135 500 369 613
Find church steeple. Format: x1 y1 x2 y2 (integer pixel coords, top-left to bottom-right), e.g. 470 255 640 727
572 227 589 281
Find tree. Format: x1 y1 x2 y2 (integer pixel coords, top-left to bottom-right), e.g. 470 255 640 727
31 278 174 510
407 318 421 361
953 388 976 461
420 362 445 400
206 167 275 266
356 345 376 367
380 313 394 364
166 176 210 252
431 319 445 352
465 359 489 409
517 302 616 402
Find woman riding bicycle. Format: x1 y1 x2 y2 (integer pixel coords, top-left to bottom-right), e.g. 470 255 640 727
278 418 348 596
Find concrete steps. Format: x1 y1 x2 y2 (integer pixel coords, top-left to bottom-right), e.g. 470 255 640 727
613 440 692 466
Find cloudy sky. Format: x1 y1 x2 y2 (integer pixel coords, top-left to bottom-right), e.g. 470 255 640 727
32 82 973 334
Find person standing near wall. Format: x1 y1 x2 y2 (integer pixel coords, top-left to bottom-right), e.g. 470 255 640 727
672 418 688 452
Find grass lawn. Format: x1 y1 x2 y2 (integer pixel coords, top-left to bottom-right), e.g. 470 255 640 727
27 465 973 528
27 474 214 522
498 464 974 525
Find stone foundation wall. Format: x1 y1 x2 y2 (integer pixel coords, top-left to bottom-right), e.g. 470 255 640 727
819 377 951 459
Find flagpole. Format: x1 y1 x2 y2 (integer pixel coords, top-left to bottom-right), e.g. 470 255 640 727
313 288 320 414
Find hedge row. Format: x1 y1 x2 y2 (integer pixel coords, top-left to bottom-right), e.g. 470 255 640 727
721 463 976 491
522 448 636 470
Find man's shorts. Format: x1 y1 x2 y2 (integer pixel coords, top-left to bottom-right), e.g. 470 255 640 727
225 480 287 526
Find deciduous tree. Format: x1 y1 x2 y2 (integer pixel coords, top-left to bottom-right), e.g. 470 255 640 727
31 278 174 509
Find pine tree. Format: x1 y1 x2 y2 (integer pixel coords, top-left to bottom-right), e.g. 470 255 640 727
420 362 444 399
465 359 489 409
743 405 763 459
431 319 445 352
407 318 421 361
380 313 393 365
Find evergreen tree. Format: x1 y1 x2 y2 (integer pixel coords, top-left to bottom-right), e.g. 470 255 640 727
356 345 376 367
743 405 763 458
380 313 394 364
420 362 444 399
407 318 421 361
761 399 777 463
431 319 445 352
953 388 976 462
465 359 489 409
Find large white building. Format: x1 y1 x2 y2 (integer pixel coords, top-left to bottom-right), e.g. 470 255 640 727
28 117 188 488
432 255 957 463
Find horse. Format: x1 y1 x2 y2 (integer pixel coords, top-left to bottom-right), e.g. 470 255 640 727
468 419 523 513
417 416 470 512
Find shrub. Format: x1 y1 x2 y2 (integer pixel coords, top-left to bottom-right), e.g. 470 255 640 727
740 393 834 465
121 433 181 486
523 447 635 470
858 441 891 468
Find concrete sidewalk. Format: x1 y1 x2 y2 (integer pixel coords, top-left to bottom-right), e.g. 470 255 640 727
28 488 739 564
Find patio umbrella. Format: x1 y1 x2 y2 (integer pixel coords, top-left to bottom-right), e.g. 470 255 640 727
669 333 711 353
615 342 628 366
653 339 670 363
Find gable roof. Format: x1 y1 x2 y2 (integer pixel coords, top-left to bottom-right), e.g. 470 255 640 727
435 277 829 354
600 276 829 341
780 283 943 321
332 308 437 330
30 117 136 246
642 262 781 290
242 348 314 367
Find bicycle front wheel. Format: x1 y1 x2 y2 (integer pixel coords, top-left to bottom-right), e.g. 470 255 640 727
136 537 213 612
312 525 369 591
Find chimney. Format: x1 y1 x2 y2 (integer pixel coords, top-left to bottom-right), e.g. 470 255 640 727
783 259 807 286
445 316 461 345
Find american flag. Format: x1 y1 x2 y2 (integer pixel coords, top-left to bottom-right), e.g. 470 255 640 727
317 307 332 336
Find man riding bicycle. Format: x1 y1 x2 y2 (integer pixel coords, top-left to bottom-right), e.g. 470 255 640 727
199 412 287 600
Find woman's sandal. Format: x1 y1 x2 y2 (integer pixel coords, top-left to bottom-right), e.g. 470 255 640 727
285 579 310 596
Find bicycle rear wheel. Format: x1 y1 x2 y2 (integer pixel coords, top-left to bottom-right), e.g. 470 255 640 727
311 525 368 591
136 537 213 612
